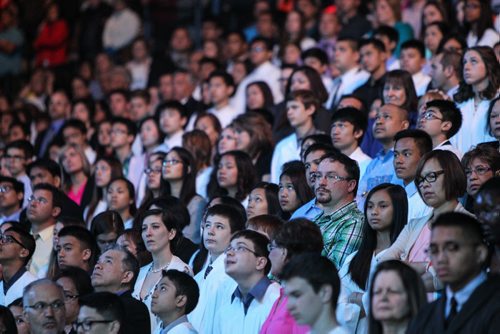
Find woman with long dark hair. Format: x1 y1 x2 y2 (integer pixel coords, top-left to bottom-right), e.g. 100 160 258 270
161 147 206 244
463 0 499 47
246 182 282 219
246 81 275 112
453 46 500 152
278 161 314 219
139 152 165 209
338 183 408 332
106 177 137 230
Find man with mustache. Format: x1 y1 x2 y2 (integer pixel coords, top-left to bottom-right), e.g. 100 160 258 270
312 152 363 269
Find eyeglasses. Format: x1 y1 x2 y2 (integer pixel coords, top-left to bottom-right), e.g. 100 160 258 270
27 195 49 205
76 320 114 331
0 185 12 193
144 168 162 175
416 170 445 187
251 46 265 53
3 154 25 161
110 129 128 135
25 300 65 312
465 166 492 177
0 234 25 248
313 172 351 183
420 111 443 121
224 245 260 256
162 159 181 166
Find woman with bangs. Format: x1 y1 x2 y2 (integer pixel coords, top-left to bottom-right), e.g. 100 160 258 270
246 182 282 219
106 177 137 230
380 150 470 295
231 112 274 181
84 156 123 225
161 147 206 244
452 46 500 153
337 183 408 332
59 143 93 208
278 161 314 220
463 0 499 47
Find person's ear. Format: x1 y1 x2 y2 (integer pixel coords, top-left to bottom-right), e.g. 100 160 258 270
127 134 134 145
347 179 357 193
476 244 488 265
255 256 268 271
401 120 410 130
51 206 61 218
226 85 235 97
121 270 134 285
167 228 177 241
305 105 316 118
440 120 452 133
16 192 24 202
353 128 364 141
19 247 29 261
319 284 333 304
109 320 121 334
175 294 187 309
82 248 91 262
180 116 187 128
54 176 62 188
443 65 454 78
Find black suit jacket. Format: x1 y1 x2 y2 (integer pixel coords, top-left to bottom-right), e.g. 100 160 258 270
119 290 151 334
407 275 500 334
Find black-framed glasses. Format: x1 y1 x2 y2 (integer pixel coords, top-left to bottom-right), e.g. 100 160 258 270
224 245 260 256
416 170 445 187
75 320 114 331
420 111 443 121
27 195 49 205
0 234 25 248
25 301 65 312
465 166 492 177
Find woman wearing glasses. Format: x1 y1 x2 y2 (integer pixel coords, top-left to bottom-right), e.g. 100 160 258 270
380 150 469 296
161 147 206 244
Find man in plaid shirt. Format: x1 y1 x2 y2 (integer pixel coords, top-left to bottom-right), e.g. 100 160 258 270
313 152 364 269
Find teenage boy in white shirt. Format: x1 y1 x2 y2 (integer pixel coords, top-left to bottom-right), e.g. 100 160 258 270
208 70 238 128
214 230 280 334
188 204 246 334
400 40 431 97
155 101 188 153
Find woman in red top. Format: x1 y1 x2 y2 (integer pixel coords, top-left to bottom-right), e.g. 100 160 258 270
34 2 69 67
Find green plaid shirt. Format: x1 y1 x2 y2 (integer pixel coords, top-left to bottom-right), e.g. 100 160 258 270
314 201 364 269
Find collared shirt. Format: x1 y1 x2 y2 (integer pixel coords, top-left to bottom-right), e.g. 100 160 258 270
208 104 238 128
405 181 432 221
161 315 189 333
314 202 364 268
412 71 431 97
29 224 55 276
231 276 272 315
349 147 372 181
3 267 26 295
356 148 403 210
290 198 323 221
445 272 487 317
434 140 463 160
0 208 22 225
327 67 369 110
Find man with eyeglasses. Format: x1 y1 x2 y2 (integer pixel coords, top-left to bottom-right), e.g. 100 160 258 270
418 99 463 159
0 226 36 306
313 152 363 269
407 212 500 333
77 292 124 334
0 176 24 224
4 139 34 208
22 279 66 334
214 230 280 334
26 183 63 277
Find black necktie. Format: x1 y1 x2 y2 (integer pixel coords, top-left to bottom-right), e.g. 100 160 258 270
204 264 213 279
446 296 458 328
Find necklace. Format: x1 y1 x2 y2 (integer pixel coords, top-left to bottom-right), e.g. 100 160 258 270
150 261 170 273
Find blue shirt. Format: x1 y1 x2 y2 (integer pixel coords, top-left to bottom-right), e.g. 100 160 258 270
356 148 403 209
290 198 323 221
231 276 272 315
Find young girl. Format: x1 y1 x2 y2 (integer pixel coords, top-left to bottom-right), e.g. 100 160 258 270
161 147 206 244
139 152 165 209
246 182 281 219
106 177 137 229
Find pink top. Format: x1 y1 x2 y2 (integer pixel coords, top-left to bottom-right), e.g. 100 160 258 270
67 180 87 206
408 223 431 263
259 288 310 334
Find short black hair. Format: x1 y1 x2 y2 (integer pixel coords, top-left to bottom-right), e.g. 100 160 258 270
302 143 335 162
301 47 329 65
79 292 125 324
394 129 433 157
32 183 64 210
230 229 271 274
58 225 99 268
107 89 130 102
155 101 188 120
373 25 399 45
111 117 137 138
53 266 94 297
205 204 246 234
5 140 34 160
331 107 368 144
26 159 62 179
0 175 24 194
432 212 486 245
5 226 36 265
110 245 140 288
208 70 235 89
401 39 426 58
281 253 341 312
61 118 88 136
336 36 360 51
130 89 151 104
250 36 273 51
359 38 386 53
161 269 200 314
425 99 462 138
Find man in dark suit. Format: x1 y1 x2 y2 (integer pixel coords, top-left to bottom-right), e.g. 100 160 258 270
91 246 150 334
407 212 500 334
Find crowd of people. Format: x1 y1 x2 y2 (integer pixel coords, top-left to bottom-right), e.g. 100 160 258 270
0 0 499 333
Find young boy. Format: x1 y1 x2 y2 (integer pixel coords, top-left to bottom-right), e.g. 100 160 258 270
400 39 431 96
207 70 237 128
4 140 34 208
188 204 246 333
374 25 400 71
108 89 130 118
330 107 372 180
151 270 199 334
282 253 349 334
129 89 152 123
214 229 280 334
155 101 188 152
356 104 409 209
271 90 321 183
418 99 463 159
